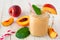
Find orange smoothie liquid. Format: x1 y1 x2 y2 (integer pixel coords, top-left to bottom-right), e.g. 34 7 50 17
29 13 49 36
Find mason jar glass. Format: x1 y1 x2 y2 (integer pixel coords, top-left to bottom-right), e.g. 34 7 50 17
29 13 49 36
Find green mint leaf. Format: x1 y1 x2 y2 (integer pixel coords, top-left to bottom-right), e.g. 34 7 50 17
16 27 30 39
32 4 41 15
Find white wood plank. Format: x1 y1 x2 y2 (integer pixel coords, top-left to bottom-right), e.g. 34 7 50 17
26 35 35 40
0 0 13 40
0 0 7 35
0 0 5 27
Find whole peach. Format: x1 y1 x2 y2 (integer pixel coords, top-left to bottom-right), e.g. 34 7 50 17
9 5 21 17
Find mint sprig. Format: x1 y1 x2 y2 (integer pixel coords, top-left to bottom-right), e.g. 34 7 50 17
32 4 41 15
16 27 30 39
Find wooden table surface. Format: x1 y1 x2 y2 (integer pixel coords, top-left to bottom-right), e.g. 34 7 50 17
0 0 60 40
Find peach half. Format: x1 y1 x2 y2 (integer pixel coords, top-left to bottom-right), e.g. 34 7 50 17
42 4 57 15
2 17 14 26
16 16 29 26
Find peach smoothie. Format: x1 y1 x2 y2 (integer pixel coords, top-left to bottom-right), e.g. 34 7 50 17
29 13 49 36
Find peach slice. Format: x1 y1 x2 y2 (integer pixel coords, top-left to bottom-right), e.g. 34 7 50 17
2 17 14 26
42 4 57 15
48 27 58 38
16 16 29 26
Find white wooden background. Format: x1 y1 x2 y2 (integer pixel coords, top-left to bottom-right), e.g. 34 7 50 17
0 0 60 40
